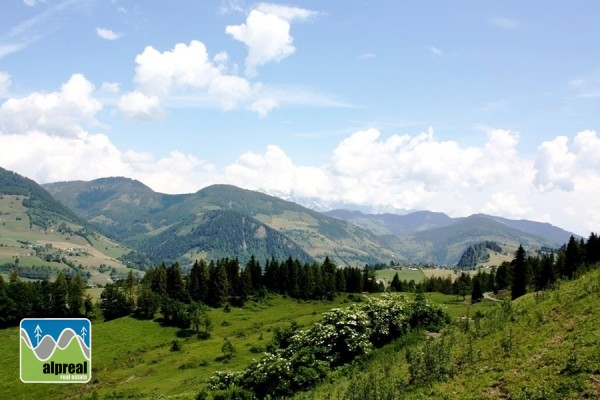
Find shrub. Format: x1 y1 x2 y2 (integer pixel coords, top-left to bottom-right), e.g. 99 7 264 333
170 339 181 352
208 293 450 398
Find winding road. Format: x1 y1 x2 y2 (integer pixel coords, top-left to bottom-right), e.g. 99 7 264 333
483 292 503 302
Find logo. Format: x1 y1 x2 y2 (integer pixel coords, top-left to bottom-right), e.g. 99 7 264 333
20 318 91 383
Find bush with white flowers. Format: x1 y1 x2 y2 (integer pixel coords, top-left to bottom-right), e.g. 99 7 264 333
208 293 449 398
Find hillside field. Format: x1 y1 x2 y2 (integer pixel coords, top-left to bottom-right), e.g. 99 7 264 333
0 195 136 285
298 267 600 399
0 290 499 400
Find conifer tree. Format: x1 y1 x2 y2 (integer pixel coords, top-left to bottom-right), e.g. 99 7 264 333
208 262 229 308
511 245 528 300
188 259 210 303
67 273 85 317
51 272 69 317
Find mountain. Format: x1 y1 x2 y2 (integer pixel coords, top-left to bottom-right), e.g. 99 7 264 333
327 210 576 265
42 175 579 267
44 179 396 266
323 210 453 236
0 168 134 285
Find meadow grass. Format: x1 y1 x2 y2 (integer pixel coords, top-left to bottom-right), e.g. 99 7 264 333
0 294 359 400
298 268 600 399
375 268 425 283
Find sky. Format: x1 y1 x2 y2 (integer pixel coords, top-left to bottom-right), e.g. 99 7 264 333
1 0 600 236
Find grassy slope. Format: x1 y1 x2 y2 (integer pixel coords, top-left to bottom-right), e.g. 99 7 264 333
0 295 359 400
0 195 133 285
375 268 425 284
298 268 600 399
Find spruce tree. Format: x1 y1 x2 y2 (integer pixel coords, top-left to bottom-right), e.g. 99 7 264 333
511 245 528 300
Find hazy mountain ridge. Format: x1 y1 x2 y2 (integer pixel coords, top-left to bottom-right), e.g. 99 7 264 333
322 210 574 265
44 179 395 266
41 175 579 266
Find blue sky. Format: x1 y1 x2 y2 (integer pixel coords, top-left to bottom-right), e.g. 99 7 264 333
1 0 600 236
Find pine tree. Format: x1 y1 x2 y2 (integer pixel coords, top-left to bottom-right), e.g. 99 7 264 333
51 272 69 317
471 273 483 303
167 262 190 303
151 263 168 298
247 255 263 292
564 236 583 279
188 259 210 303
586 232 600 265
321 257 337 300
208 262 229 308
511 245 528 300
391 272 401 292
123 270 136 308
67 274 85 317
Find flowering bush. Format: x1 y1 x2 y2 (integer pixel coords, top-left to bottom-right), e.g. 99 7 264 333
208 293 450 398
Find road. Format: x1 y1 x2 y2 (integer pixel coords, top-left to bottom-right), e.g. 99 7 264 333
483 292 503 302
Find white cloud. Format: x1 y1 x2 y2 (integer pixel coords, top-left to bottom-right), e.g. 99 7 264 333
0 131 216 194
0 44 25 58
430 46 442 56
359 53 376 59
226 4 316 76
118 91 163 120
119 39 347 117
2 76 597 235
249 97 279 117
220 128 600 235
96 27 122 41
0 72 11 97
488 17 520 29
23 0 46 6
119 40 254 117
254 3 318 21
0 73 101 137
100 81 120 93
1 120 599 235
219 0 244 15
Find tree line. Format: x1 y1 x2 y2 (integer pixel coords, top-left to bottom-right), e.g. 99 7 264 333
397 233 600 302
99 256 388 329
0 270 92 328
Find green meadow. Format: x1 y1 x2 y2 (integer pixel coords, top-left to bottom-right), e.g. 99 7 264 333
3 267 598 400
1 294 361 400
375 268 425 284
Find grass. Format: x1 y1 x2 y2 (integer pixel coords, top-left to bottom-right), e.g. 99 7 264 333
298 267 600 399
5 268 597 400
0 195 140 285
375 268 425 284
0 294 361 400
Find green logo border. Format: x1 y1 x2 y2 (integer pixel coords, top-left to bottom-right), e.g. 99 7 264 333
20 318 92 384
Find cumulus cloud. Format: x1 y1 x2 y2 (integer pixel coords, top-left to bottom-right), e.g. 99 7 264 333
0 131 216 194
1 73 598 236
118 91 163 120
226 4 316 76
219 128 600 234
96 27 122 40
0 73 101 137
119 40 254 118
534 130 600 192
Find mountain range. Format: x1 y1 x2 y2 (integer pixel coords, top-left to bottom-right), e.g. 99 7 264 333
0 167 578 269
